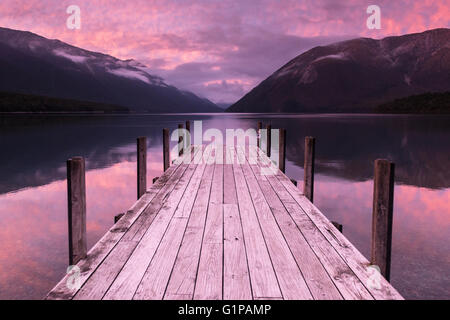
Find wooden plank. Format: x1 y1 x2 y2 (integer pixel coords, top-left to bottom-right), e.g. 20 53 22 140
67 157 87 266
194 145 224 300
103 147 201 300
71 147 200 300
237 146 313 300
246 150 343 300
253 146 403 300
46 149 188 300
224 149 237 204
133 146 211 300
121 146 200 243
249 146 372 300
137 137 147 199
164 145 215 299
223 149 252 299
164 293 191 300
232 146 282 299
223 204 252 300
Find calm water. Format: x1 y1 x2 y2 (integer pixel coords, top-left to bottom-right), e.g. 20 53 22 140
0 113 449 300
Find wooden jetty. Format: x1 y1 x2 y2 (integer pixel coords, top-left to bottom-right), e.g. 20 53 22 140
46 129 403 300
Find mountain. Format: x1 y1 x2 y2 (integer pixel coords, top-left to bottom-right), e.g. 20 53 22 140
216 102 233 109
376 91 450 114
227 28 450 113
0 27 221 113
0 91 129 113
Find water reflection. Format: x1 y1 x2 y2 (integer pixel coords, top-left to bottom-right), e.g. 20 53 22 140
0 114 448 299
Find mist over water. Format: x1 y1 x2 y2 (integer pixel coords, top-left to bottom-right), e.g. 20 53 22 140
0 113 448 299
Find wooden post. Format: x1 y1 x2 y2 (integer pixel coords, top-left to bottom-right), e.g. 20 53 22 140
178 124 184 156
279 128 286 173
257 122 262 149
290 178 297 187
137 137 147 199
332 221 343 233
303 136 315 202
114 213 125 224
163 128 170 172
371 159 395 281
186 121 191 134
186 121 191 148
67 157 87 265
266 124 271 157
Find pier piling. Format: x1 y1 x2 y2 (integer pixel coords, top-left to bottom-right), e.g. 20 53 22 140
137 137 147 199
303 137 315 202
67 157 87 265
257 122 262 148
332 221 343 233
186 121 191 149
371 159 395 281
178 124 184 156
163 128 170 172
266 124 272 157
114 213 125 224
279 128 286 173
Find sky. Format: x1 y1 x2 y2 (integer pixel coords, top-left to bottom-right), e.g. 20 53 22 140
0 0 449 104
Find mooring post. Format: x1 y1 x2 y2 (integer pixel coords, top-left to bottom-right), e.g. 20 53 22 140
332 221 343 233
178 124 184 156
67 157 87 265
114 213 125 224
303 136 315 202
266 124 272 157
137 137 147 199
279 128 286 173
186 121 191 148
257 122 262 149
163 128 170 172
371 159 395 281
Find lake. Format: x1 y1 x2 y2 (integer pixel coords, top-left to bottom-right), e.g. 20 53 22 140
0 113 448 300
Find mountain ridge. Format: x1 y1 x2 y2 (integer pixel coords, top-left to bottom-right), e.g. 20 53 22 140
0 27 222 113
227 28 450 113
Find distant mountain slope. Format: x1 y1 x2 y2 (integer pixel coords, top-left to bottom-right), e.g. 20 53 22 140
227 28 450 113
0 91 129 113
0 27 221 113
376 91 450 114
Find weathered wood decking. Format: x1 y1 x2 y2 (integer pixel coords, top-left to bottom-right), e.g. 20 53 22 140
46 144 403 300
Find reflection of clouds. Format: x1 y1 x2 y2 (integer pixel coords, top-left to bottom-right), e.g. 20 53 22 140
0 150 163 299
313 176 450 299
1 0 447 102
